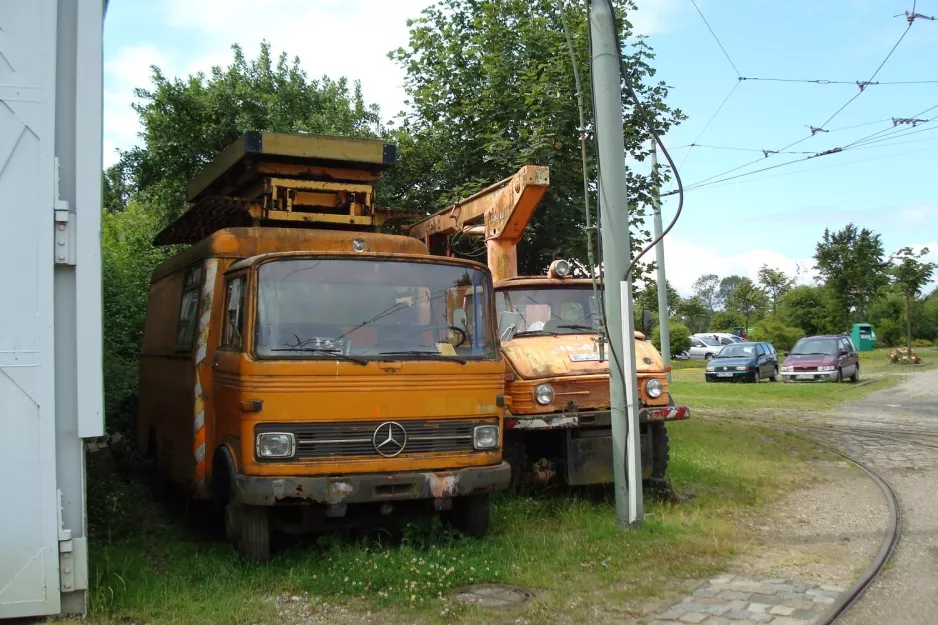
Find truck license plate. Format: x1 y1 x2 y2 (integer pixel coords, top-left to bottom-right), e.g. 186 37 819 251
570 353 605 362
716 372 733 377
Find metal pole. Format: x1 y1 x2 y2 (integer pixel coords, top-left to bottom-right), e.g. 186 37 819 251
650 139 671 382
589 0 643 527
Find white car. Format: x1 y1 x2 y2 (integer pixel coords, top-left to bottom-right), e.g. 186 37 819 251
694 332 747 346
687 335 723 360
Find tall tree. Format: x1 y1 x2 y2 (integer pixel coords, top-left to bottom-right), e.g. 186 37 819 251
692 273 720 313
757 264 794 316
675 295 710 334
778 285 836 336
726 278 769 330
636 279 681 318
120 41 384 224
888 247 937 356
717 275 745 310
387 0 684 274
813 224 887 331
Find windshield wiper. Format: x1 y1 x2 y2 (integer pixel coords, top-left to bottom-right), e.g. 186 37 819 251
556 324 597 332
271 347 368 366
512 330 558 337
378 350 468 364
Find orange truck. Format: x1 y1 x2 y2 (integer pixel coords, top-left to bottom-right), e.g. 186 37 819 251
405 166 690 488
138 132 510 561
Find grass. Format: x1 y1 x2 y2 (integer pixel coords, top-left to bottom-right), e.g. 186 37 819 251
77 419 818 625
72 347 935 624
669 347 938 411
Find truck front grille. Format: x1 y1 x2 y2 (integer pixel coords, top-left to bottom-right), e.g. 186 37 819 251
255 418 496 460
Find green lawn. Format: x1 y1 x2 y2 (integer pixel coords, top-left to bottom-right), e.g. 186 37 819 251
72 347 935 624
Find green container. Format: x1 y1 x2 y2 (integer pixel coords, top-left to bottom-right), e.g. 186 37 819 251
850 323 876 351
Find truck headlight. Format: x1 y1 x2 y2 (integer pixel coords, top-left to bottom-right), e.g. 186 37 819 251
535 384 554 405
256 432 295 458
473 425 499 450
645 378 663 398
818 365 835 372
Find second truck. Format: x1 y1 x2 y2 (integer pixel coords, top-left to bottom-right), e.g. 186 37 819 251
405 165 690 488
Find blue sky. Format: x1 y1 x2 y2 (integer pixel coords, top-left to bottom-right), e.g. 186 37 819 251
103 0 937 294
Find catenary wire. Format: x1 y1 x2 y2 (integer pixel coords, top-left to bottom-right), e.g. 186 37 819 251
689 0 741 77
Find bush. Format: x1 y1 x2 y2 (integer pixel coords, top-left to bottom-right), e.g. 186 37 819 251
709 310 744 332
875 318 902 347
912 338 934 347
652 319 692 356
749 319 805 352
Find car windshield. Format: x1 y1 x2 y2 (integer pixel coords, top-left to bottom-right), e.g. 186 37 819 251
790 338 838 356
255 258 496 360
716 344 757 358
495 285 600 338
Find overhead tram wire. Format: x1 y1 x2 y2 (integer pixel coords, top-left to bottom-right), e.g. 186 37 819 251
681 0 744 169
737 76 938 86
667 11 922 195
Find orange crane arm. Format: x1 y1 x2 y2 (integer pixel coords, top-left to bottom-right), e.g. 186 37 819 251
404 165 550 281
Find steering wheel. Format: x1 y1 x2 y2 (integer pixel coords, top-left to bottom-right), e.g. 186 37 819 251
447 325 468 348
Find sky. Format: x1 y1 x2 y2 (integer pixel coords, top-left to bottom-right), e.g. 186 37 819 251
102 0 938 295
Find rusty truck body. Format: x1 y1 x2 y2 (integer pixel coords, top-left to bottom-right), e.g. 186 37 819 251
138 132 509 561
405 165 690 487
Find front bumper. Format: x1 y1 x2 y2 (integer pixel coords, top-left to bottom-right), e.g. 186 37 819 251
231 462 511 506
705 370 756 382
780 371 838 382
505 405 691 431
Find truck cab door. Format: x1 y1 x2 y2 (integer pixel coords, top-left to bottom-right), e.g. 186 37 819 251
211 272 249 474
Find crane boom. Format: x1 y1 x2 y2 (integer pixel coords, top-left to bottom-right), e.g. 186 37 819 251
404 165 550 281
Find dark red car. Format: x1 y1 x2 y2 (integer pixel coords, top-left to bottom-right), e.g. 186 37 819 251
780 335 860 383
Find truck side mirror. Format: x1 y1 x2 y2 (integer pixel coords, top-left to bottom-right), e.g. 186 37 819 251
642 309 654 336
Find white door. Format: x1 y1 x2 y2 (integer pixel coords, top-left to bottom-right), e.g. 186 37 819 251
0 0 62 617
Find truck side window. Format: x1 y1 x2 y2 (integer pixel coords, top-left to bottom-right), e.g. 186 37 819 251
176 265 203 348
222 276 246 350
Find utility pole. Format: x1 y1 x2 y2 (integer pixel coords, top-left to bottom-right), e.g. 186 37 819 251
650 139 671 382
589 0 643 527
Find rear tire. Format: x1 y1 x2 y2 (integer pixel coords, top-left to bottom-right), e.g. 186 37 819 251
448 493 490 537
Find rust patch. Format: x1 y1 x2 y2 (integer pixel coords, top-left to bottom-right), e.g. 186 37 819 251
428 473 459 498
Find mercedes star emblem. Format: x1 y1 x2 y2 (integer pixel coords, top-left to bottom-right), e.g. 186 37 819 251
372 421 407 457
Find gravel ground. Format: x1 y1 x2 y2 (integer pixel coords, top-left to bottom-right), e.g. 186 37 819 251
828 367 938 625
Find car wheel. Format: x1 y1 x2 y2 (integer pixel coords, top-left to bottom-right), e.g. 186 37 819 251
850 365 860 383
753 370 760 383
770 366 778 382
833 368 843 383
705 353 714 361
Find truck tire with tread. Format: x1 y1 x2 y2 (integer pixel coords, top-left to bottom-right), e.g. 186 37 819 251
448 493 490 537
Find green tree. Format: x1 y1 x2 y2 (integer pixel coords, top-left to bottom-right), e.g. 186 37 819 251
923 292 938 341
757 264 794 316
726 278 769 330
120 41 383 224
710 310 744 332
675 295 710 334
692 273 720 313
101 202 170 433
717 275 744 310
635 279 681 318
652 319 692 356
888 246 937 355
749 319 805 352
387 0 684 274
778 285 837 335
813 224 887 331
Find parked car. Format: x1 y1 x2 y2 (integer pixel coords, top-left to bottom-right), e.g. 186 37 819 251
695 332 748 346
686 335 723 360
705 342 778 383
780 335 859 383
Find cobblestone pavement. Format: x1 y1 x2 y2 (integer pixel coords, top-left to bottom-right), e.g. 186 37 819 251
645 574 842 625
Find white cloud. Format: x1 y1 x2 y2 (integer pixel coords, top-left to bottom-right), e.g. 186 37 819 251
658 235 817 296
628 0 682 36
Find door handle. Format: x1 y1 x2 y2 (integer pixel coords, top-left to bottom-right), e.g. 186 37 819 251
212 360 219 370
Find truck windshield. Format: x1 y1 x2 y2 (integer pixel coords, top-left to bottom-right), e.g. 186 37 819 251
496 286 600 338
255 258 496 360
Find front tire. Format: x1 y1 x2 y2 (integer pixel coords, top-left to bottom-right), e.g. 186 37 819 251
850 365 860 383
448 494 490 537
705 353 714 361
753 370 760 383
833 368 843 383
770 366 778 382
225 472 271 562
650 422 670 480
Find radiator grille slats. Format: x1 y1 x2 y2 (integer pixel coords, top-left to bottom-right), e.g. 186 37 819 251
255 419 494 459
